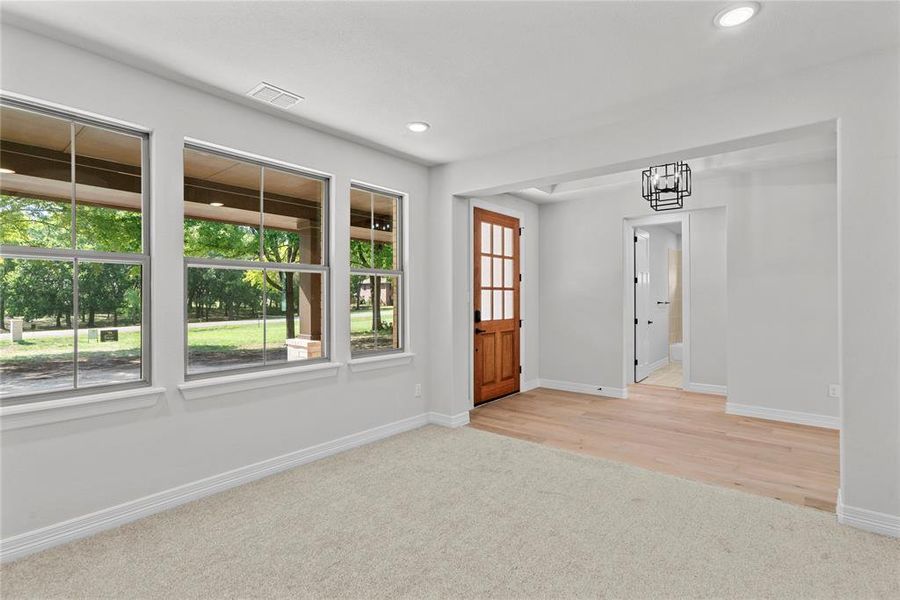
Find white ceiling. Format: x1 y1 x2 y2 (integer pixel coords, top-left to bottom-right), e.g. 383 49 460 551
2 1 897 165
507 130 836 204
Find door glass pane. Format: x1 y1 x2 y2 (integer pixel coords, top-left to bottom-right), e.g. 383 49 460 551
263 167 324 265
76 262 142 387
75 125 143 253
481 256 491 287
184 148 260 261
186 266 264 374
504 227 513 257
0 106 72 249
266 270 324 363
493 257 502 288
481 289 492 321
0 258 74 395
493 290 503 319
492 225 502 256
504 258 514 288
480 222 491 254
504 290 514 320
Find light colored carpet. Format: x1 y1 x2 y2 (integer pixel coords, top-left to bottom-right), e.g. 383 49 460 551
2 425 898 599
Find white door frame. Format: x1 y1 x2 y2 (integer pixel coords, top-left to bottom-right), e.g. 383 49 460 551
622 212 691 393
633 228 652 382
467 198 528 407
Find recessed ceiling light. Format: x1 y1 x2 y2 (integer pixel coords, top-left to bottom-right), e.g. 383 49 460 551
0 167 15 174
407 122 430 133
209 202 224 207
247 82 304 110
715 3 759 28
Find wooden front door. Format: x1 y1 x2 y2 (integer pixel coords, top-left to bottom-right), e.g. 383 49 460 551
473 208 520 405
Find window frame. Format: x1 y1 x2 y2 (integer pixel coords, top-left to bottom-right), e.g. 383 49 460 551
182 140 331 380
0 95 152 405
349 181 406 358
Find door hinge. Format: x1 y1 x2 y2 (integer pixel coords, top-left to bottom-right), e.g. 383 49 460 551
519 273 522 282
634 277 638 284
634 318 638 325
634 235 638 243
519 366 522 374
519 226 524 235
635 359 639 366
519 319 523 328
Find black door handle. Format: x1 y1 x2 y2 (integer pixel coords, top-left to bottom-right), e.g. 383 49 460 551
648 320 653 324
475 328 486 334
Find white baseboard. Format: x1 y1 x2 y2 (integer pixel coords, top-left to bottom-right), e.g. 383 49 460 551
684 382 728 396
537 378 627 399
0 413 432 563
648 357 669 373
837 490 900 538
521 379 540 392
426 411 470 428
725 402 839 429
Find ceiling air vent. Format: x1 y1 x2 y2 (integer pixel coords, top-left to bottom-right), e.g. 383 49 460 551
247 82 304 109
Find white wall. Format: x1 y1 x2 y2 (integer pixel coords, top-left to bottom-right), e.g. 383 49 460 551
727 162 839 417
539 194 729 392
473 194 540 389
0 25 431 539
689 208 728 388
538 162 835 408
641 224 680 367
429 47 898 523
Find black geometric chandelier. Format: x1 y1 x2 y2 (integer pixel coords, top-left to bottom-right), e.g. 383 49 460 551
642 161 691 211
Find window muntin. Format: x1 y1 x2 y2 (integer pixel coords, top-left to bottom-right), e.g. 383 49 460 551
0 100 149 402
183 144 328 377
350 185 402 356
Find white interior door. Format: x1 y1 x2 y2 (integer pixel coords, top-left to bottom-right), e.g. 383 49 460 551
634 229 651 382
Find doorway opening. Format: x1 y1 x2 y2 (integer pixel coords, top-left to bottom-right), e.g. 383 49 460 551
634 222 684 387
625 213 690 390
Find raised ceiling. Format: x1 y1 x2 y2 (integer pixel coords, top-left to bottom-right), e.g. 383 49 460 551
2 1 897 165
507 131 837 204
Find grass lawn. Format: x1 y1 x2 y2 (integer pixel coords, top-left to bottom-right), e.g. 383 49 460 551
0 330 142 363
1 308 395 363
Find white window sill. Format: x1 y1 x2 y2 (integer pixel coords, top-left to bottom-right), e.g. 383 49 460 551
1 386 165 431
178 361 342 400
348 352 415 373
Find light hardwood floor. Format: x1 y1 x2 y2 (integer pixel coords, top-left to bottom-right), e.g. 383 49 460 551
469 384 840 512
642 361 682 387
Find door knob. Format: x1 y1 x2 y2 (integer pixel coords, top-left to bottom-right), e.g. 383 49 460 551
475 328 486 334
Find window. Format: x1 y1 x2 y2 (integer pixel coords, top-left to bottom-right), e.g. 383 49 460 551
183 144 327 376
350 184 402 355
0 100 149 402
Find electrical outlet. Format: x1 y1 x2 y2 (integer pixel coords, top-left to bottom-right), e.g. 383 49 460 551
828 384 841 398
415 383 422 398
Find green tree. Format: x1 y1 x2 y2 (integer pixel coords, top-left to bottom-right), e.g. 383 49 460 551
1 259 73 327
